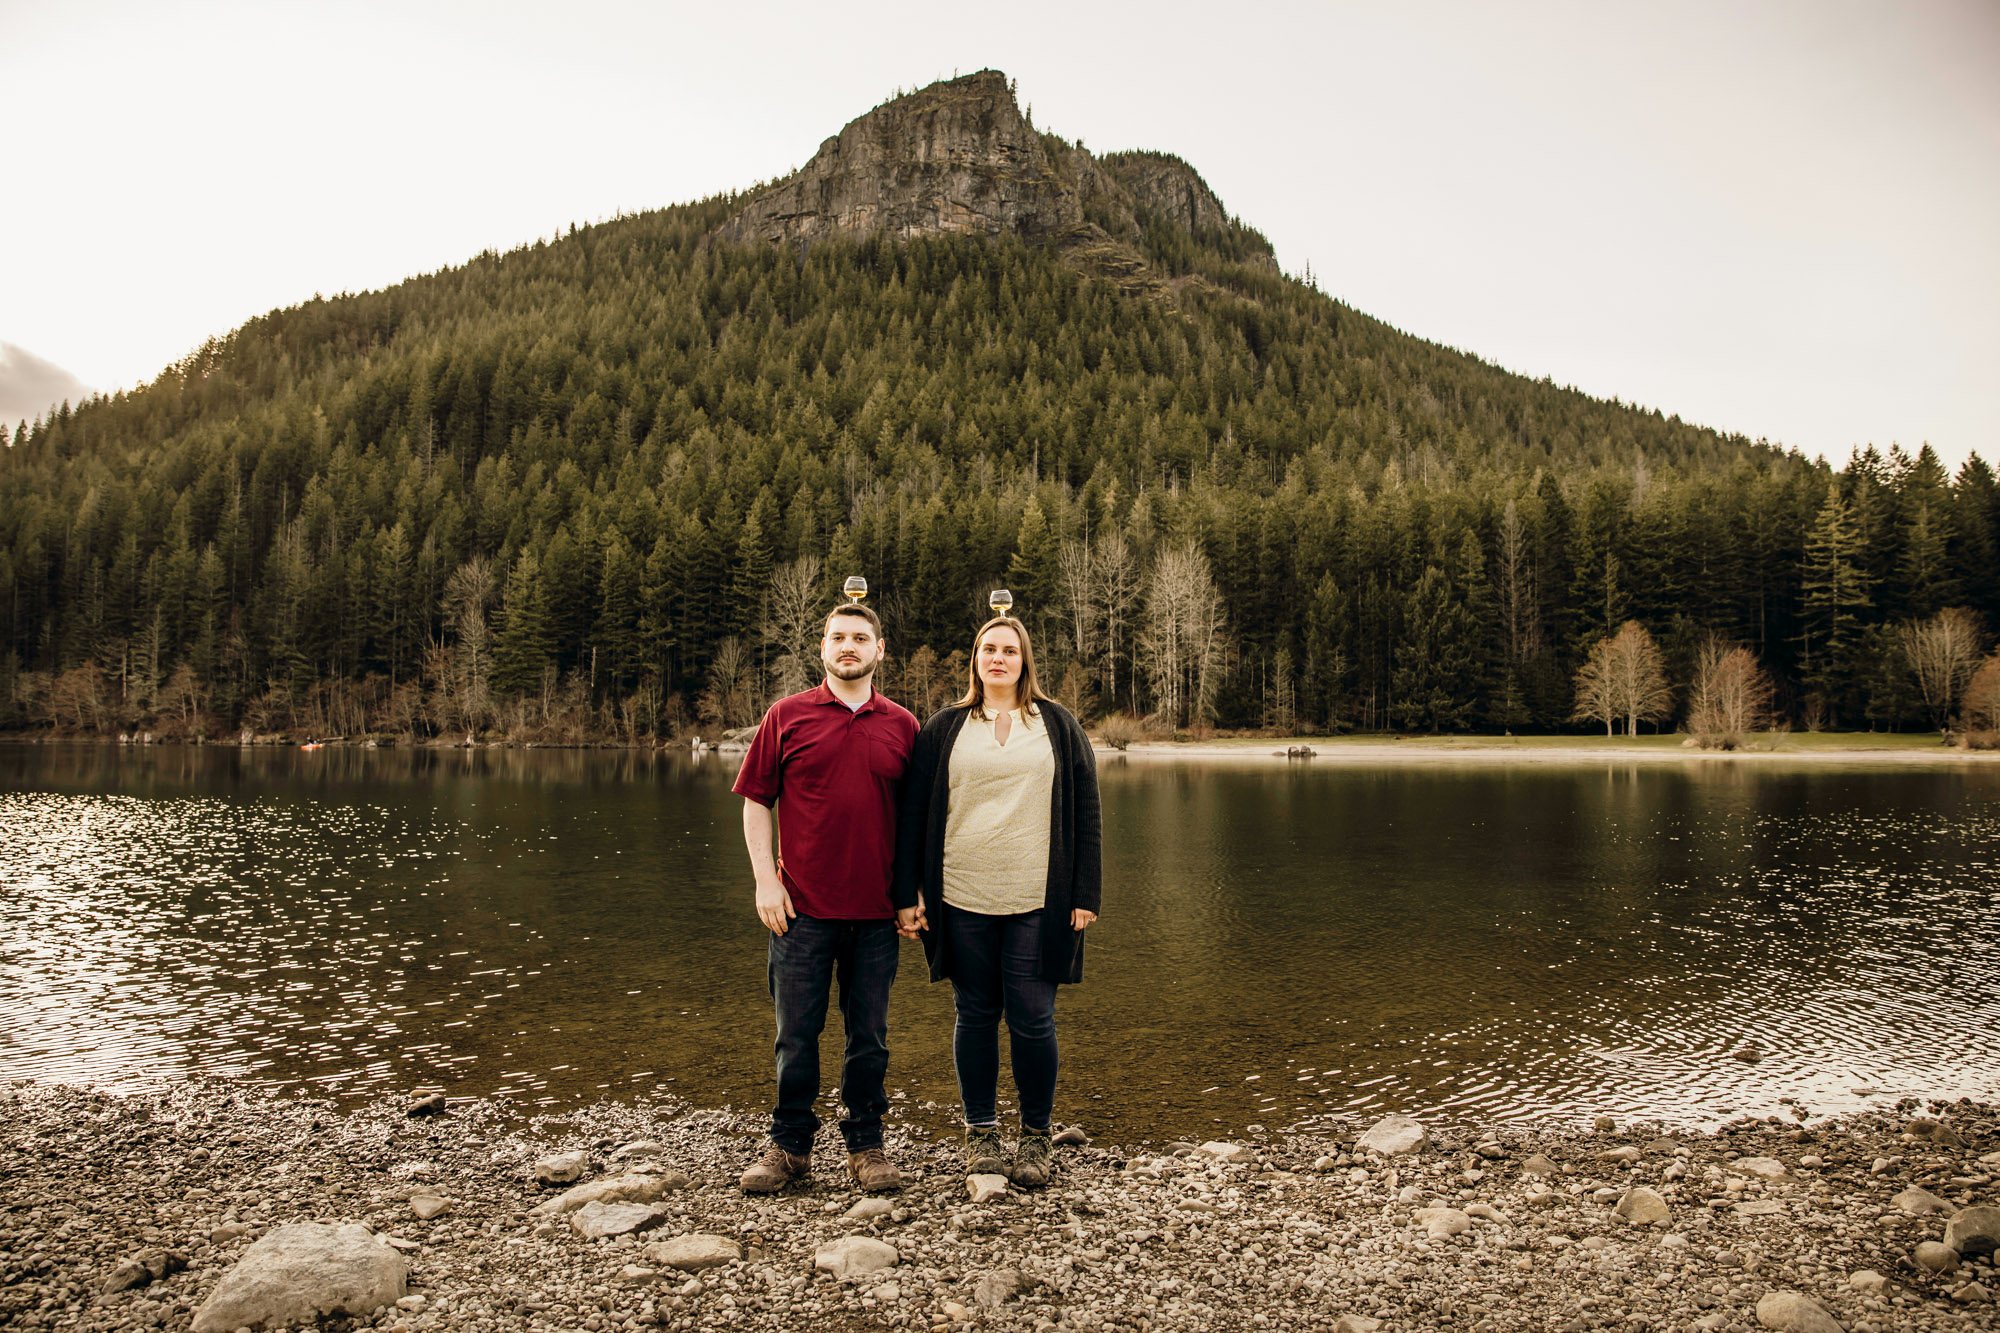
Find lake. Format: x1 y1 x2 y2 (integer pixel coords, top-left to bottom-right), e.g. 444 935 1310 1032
3 744 1996 1142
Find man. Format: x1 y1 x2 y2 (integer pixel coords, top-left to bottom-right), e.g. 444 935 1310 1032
732 602 919 1193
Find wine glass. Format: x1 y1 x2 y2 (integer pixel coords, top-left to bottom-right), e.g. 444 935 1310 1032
989 589 1014 616
843 576 868 603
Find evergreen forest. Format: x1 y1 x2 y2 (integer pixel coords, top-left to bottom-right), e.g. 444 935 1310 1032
5 188 1996 742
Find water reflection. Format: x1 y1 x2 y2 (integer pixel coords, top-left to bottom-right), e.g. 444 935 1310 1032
3 744 1996 1138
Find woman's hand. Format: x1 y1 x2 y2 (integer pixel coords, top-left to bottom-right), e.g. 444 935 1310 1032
895 904 928 939
1071 909 1097 931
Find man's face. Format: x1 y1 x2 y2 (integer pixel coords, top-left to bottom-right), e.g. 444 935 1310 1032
822 614 885 682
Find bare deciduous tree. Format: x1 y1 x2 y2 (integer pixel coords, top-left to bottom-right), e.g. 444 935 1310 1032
699 635 760 729
442 555 495 731
1901 607 1983 731
1093 530 1141 710
764 554 825 699
1572 620 1672 736
1057 538 1097 669
1961 653 2000 738
1496 498 1539 667
1141 541 1228 728
1687 638 1775 749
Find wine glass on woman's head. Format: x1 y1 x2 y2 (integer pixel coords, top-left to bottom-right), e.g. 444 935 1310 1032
989 589 1013 617
844 576 868 604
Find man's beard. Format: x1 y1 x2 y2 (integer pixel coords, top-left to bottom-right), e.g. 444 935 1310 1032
826 658 874 682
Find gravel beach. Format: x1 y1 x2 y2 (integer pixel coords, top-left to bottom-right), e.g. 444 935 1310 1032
7 1081 1995 1333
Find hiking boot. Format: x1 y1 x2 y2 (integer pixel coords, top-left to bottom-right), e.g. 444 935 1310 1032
846 1146 903 1192
964 1126 1007 1175
1011 1125 1054 1188
739 1144 811 1193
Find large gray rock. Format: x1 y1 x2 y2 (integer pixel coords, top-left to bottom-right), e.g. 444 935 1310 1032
973 1269 1024 1309
1945 1205 2000 1257
1892 1186 1953 1216
532 1171 690 1216
1614 1187 1671 1226
1415 1207 1470 1240
1357 1115 1428 1157
1733 1156 1787 1179
191 1223 407 1333
1754 1290 1843 1333
642 1234 742 1271
533 1150 590 1185
814 1236 899 1280
570 1201 667 1239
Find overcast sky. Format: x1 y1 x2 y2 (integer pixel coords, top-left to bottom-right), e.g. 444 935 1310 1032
3 0 1994 468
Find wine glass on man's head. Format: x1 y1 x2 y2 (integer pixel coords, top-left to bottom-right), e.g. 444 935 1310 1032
844 576 868 604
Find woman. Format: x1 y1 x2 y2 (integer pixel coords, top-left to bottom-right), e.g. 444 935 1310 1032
892 615 1101 1187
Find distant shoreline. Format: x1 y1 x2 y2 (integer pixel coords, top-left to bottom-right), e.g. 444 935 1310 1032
1102 734 2000 765
4 731 1996 765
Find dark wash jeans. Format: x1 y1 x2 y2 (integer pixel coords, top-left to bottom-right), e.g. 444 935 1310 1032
766 913 899 1156
947 907 1058 1131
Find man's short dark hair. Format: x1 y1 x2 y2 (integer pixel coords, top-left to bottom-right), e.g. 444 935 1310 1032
827 603 882 638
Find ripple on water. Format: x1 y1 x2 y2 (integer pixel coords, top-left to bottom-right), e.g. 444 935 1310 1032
2 758 1998 1135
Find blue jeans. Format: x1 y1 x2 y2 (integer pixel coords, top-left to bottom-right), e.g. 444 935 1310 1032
767 914 899 1155
947 907 1059 1132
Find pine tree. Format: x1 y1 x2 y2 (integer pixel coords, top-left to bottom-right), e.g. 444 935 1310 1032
492 552 554 697
1799 482 1874 723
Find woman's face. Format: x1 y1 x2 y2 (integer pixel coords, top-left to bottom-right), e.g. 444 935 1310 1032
976 625 1024 694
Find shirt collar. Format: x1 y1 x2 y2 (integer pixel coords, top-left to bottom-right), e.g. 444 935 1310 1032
812 680 875 713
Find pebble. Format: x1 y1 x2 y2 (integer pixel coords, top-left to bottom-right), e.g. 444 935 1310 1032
1052 1125 1089 1145
406 1092 447 1117
1522 1153 1559 1175
1952 1280 1993 1303
1195 1140 1252 1163
1848 1269 1891 1294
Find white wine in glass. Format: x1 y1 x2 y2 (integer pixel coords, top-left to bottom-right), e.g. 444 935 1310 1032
989 589 1014 616
844 576 868 603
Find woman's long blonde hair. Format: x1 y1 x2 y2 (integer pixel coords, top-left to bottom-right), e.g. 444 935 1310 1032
955 616 1053 717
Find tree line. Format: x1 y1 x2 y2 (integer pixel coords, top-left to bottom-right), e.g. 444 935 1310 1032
4 197 1996 741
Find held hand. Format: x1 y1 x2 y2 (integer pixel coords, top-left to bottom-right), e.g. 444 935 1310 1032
756 880 796 936
895 904 928 939
1071 909 1097 932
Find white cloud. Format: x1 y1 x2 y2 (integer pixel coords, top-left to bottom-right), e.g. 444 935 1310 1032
0 344 94 433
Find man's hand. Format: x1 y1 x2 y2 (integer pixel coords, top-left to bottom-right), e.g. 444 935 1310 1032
895 904 928 939
757 879 796 936
1071 909 1097 931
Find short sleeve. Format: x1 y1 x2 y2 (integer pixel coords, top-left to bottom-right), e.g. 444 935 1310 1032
731 704 785 806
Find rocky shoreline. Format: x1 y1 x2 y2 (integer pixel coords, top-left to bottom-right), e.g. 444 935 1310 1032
5 1081 1995 1333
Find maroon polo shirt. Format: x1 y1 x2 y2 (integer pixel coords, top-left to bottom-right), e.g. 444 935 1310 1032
732 681 919 920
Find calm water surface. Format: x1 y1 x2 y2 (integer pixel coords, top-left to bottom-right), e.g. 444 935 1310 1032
3 744 1996 1141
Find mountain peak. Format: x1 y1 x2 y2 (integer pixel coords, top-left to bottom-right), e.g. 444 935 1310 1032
715 71 1268 286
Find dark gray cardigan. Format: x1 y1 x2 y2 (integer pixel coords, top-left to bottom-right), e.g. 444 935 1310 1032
891 700 1102 985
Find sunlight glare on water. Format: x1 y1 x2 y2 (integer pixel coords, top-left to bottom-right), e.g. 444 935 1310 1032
2 745 1996 1138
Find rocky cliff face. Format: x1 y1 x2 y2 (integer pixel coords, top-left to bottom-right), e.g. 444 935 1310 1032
715 71 1270 290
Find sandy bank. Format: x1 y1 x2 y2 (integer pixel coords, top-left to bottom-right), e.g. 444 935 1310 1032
9 1081 1997 1333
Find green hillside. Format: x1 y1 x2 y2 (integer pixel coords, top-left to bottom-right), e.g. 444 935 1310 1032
4 125 1995 740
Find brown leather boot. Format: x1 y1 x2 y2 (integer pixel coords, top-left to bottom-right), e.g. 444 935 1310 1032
846 1146 903 1192
739 1144 811 1194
